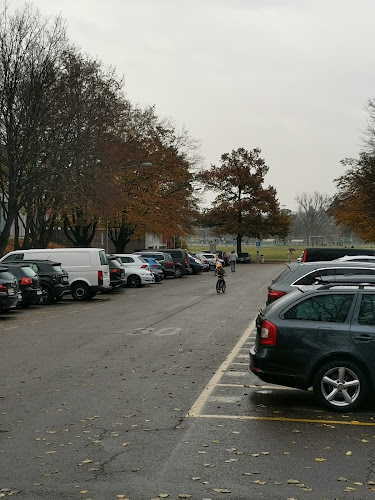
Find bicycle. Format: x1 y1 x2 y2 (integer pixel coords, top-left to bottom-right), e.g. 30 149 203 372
216 275 226 293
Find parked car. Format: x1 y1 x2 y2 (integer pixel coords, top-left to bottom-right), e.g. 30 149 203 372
136 249 189 278
0 266 19 312
141 257 164 282
191 253 210 272
195 252 217 270
216 250 229 266
107 256 127 289
5 263 43 308
300 247 375 262
8 259 70 304
133 251 176 278
0 248 111 300
237 252 251 263
111 254 155 288
267 261 375 305
250 275 375 412
188 253 204 274
335 255 375 262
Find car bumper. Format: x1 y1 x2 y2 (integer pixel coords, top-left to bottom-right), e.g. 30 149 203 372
249 346 309 390
0 292 19 310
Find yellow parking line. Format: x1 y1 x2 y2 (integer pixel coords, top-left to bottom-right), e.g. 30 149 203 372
190 414 375 426
186 320 255 417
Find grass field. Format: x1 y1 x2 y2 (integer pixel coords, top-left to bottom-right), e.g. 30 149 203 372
187 244 305 262
187 244 375 263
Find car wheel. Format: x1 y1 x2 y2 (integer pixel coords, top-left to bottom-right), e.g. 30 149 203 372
71 282 90 301
127 274 141 288
174 267 183 278
313 359 368 412
89 291 97 298
40 285 53 305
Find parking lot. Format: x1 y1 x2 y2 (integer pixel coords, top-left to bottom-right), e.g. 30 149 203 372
2 262 375 499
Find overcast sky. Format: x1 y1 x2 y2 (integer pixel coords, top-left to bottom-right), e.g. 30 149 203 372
10 0 375 210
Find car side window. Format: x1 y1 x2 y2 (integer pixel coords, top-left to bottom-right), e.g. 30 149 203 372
358 294 375 325
29 264 38 273
284 294 354 323
294 269 331 286
122 257 134 263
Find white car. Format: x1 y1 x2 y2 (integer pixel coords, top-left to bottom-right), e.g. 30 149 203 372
335 255 375 263
195 252 218 269
111 254 155 288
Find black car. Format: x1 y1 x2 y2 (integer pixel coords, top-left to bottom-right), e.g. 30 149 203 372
10 259 70 304
108 256 127 289
0 266 19 312
237 252 251 263
250 275 375 412
5 263 43 308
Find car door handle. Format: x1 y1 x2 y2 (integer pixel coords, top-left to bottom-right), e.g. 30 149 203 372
355 334 374 342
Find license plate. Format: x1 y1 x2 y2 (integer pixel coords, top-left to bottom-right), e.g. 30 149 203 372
8 288 14 296
36 290 42 295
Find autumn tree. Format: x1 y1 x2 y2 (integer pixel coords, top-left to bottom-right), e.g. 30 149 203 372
198 148 290 253
107 108 200 253
0 4 67 254
330 153 375 242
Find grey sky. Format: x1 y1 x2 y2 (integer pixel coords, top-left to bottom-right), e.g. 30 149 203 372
10 0 375 209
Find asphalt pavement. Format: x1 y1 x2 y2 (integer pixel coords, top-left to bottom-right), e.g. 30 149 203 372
1 262 375 500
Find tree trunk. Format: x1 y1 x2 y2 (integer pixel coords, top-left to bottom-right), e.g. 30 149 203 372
236 234 242 255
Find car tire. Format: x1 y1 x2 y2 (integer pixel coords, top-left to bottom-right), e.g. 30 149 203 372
127 274 141 288
174 267 183 278
41 285 53 305
313 359 368 412
71 282 90 301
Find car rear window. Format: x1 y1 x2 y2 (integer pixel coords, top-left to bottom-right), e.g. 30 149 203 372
0 271 16 281
52 265 63 273
19 266 37 277
272 267 293 284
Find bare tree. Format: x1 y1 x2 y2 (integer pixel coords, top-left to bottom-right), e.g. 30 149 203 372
0 3 67 254
294 192 332 242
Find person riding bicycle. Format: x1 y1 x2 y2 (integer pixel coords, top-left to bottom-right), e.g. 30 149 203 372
214 262 226 281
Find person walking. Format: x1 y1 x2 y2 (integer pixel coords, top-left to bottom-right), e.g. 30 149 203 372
287 249 293 264
229 250 238 272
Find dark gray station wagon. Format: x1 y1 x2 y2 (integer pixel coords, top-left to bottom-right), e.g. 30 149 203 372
251 276 375 412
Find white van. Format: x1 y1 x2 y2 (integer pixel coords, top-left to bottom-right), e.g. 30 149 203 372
0 248 111 300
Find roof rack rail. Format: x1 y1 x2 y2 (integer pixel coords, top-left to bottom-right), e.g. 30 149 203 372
315 275 375 288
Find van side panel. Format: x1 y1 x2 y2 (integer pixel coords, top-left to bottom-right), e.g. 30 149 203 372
303 248 375 262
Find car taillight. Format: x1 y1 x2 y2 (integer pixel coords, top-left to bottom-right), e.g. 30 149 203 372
260 320 277 346
267 290 286 302
20 277 33 286
0 284 7 292
112 268 119 273
302 250 307 262
185 258 188 266
141 264 148 268
152 264 158 268
167 262 173 267
98 270 103 285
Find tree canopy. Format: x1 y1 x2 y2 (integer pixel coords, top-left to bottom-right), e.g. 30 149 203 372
198 148 290 253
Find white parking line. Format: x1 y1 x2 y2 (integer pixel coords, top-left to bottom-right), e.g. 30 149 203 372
186 320 255 418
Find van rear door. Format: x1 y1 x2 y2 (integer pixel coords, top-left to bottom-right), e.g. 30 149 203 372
98 250 111 289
